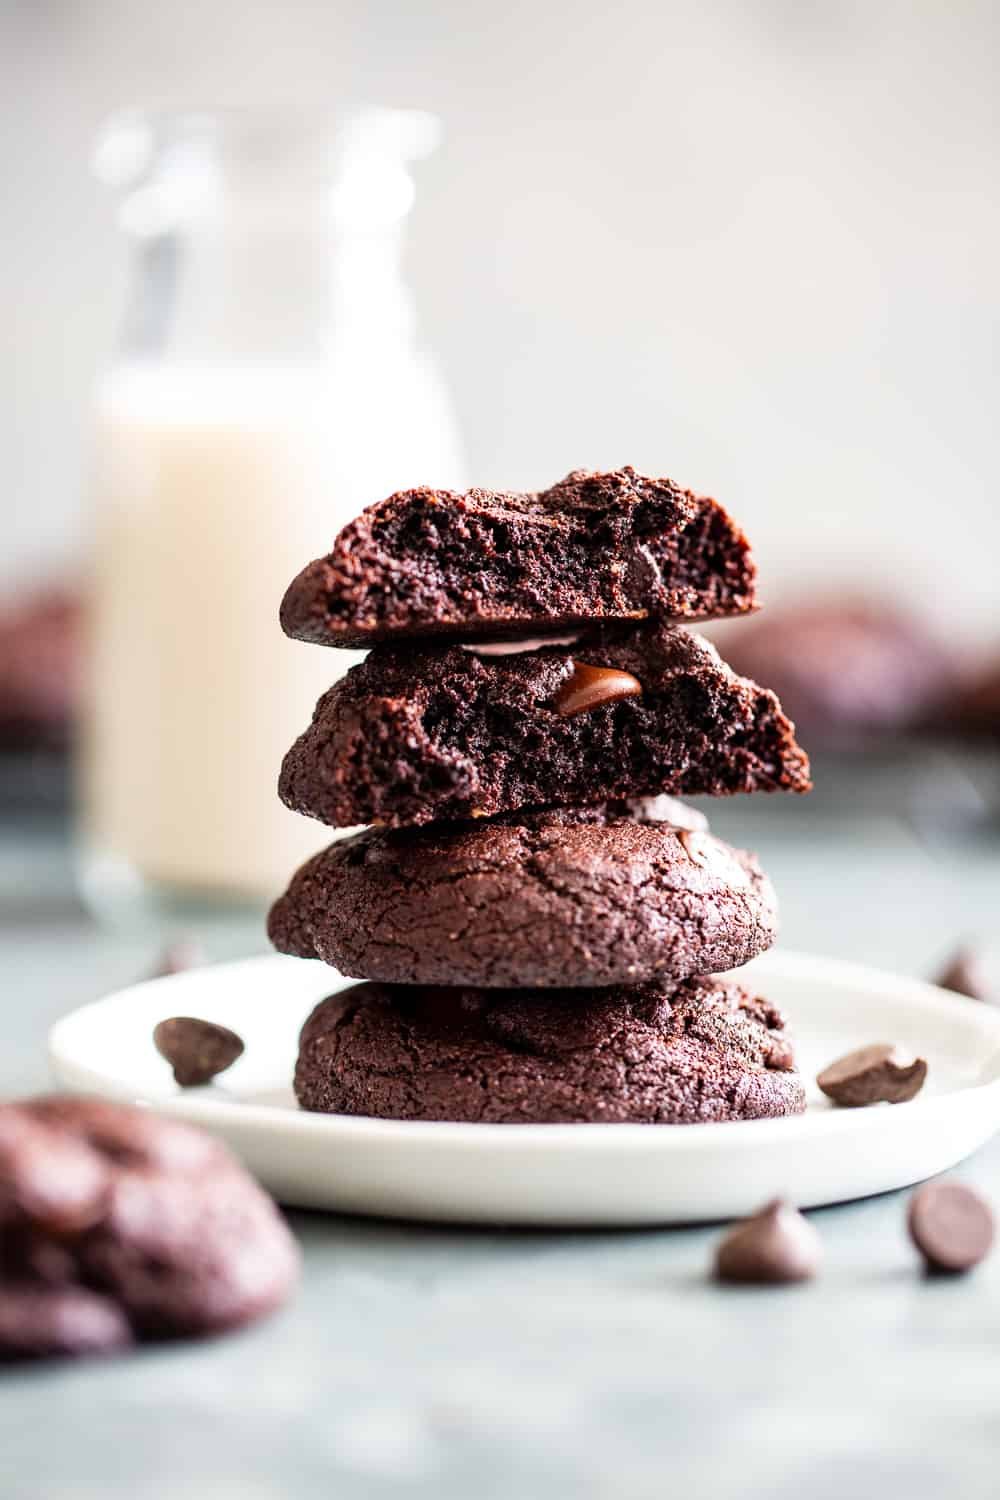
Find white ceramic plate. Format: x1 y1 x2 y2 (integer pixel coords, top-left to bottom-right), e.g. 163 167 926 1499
48 950 1000 1226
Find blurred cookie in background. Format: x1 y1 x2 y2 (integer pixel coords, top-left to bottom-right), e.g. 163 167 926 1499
716 598 960 751
0 586 81 750
0 586 82 815
950 653 1000 740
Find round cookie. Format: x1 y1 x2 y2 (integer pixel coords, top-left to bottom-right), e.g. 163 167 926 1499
295 976 806 1125
268 802 776 989
0 1095 300 1362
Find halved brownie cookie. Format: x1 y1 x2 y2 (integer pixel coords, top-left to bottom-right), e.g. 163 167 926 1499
280 466 757 648
278 624 811 830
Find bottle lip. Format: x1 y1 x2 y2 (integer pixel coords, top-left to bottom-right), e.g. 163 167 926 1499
93 108 442 237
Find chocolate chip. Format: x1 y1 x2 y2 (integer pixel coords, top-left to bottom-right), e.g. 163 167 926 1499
907 1180 994 1273
624 540 664 599
816 1043 927 1107
153 1017 244 1087
713 1199 822 1284
553 660 643 716
150 938 206 979
934 947 991 1003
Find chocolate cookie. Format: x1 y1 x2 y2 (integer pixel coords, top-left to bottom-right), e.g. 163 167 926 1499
280 467 758 649
279 623 811 829
717 599 959 749
0 587 81 750
268 804 777 988
952 653 1000 738
295 977 806 1124
0 1095 299 1362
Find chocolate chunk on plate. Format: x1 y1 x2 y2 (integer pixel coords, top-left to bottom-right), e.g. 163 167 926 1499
279 466 758 649
816 1043 927 1107
907 1181 994 1273
153 1017 245 1087
714 1200 822 1285
268 802 778 989
279 623 811 830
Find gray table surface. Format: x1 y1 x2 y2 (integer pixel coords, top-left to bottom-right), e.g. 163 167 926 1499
2 792 1000 1500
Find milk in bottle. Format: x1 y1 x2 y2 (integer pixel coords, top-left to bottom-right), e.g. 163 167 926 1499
82 111 465 917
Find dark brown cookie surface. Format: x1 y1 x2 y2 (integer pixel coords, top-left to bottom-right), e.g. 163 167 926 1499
280 467 757 648
294 977 806 1125
269 804 778 988
0 1095 299 1362
279 624 811 830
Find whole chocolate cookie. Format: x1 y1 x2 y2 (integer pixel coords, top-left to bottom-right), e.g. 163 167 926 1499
279 623 811 829
268 804 777 988
280 466 757 648
0 1095 299 1362
295 977 806 1125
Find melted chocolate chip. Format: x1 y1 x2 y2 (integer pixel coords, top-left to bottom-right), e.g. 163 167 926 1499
713 1199 822 1284
153 1017 244 1087
934 947 992 1003
553 660 643 717
907 1181 994 1273
816 1043 927 1107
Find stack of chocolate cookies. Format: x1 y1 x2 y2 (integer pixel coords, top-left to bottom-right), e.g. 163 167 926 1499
269 467 812 1125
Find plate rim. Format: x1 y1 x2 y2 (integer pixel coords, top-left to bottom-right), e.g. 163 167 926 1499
47 948 1000 1153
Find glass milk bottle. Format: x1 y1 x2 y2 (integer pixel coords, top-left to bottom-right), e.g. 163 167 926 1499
81 110 465 921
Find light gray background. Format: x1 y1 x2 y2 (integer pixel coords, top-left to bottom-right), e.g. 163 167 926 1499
3 0 999 631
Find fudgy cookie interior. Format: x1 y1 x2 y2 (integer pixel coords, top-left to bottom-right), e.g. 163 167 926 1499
279 623 811 829
280 467 757 648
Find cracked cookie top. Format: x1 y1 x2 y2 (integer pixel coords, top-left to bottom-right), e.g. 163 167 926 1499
268 801 778 989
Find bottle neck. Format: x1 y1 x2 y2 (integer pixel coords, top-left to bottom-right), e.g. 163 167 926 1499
330 224 414 346
120 209 414 365
101 110 437 367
